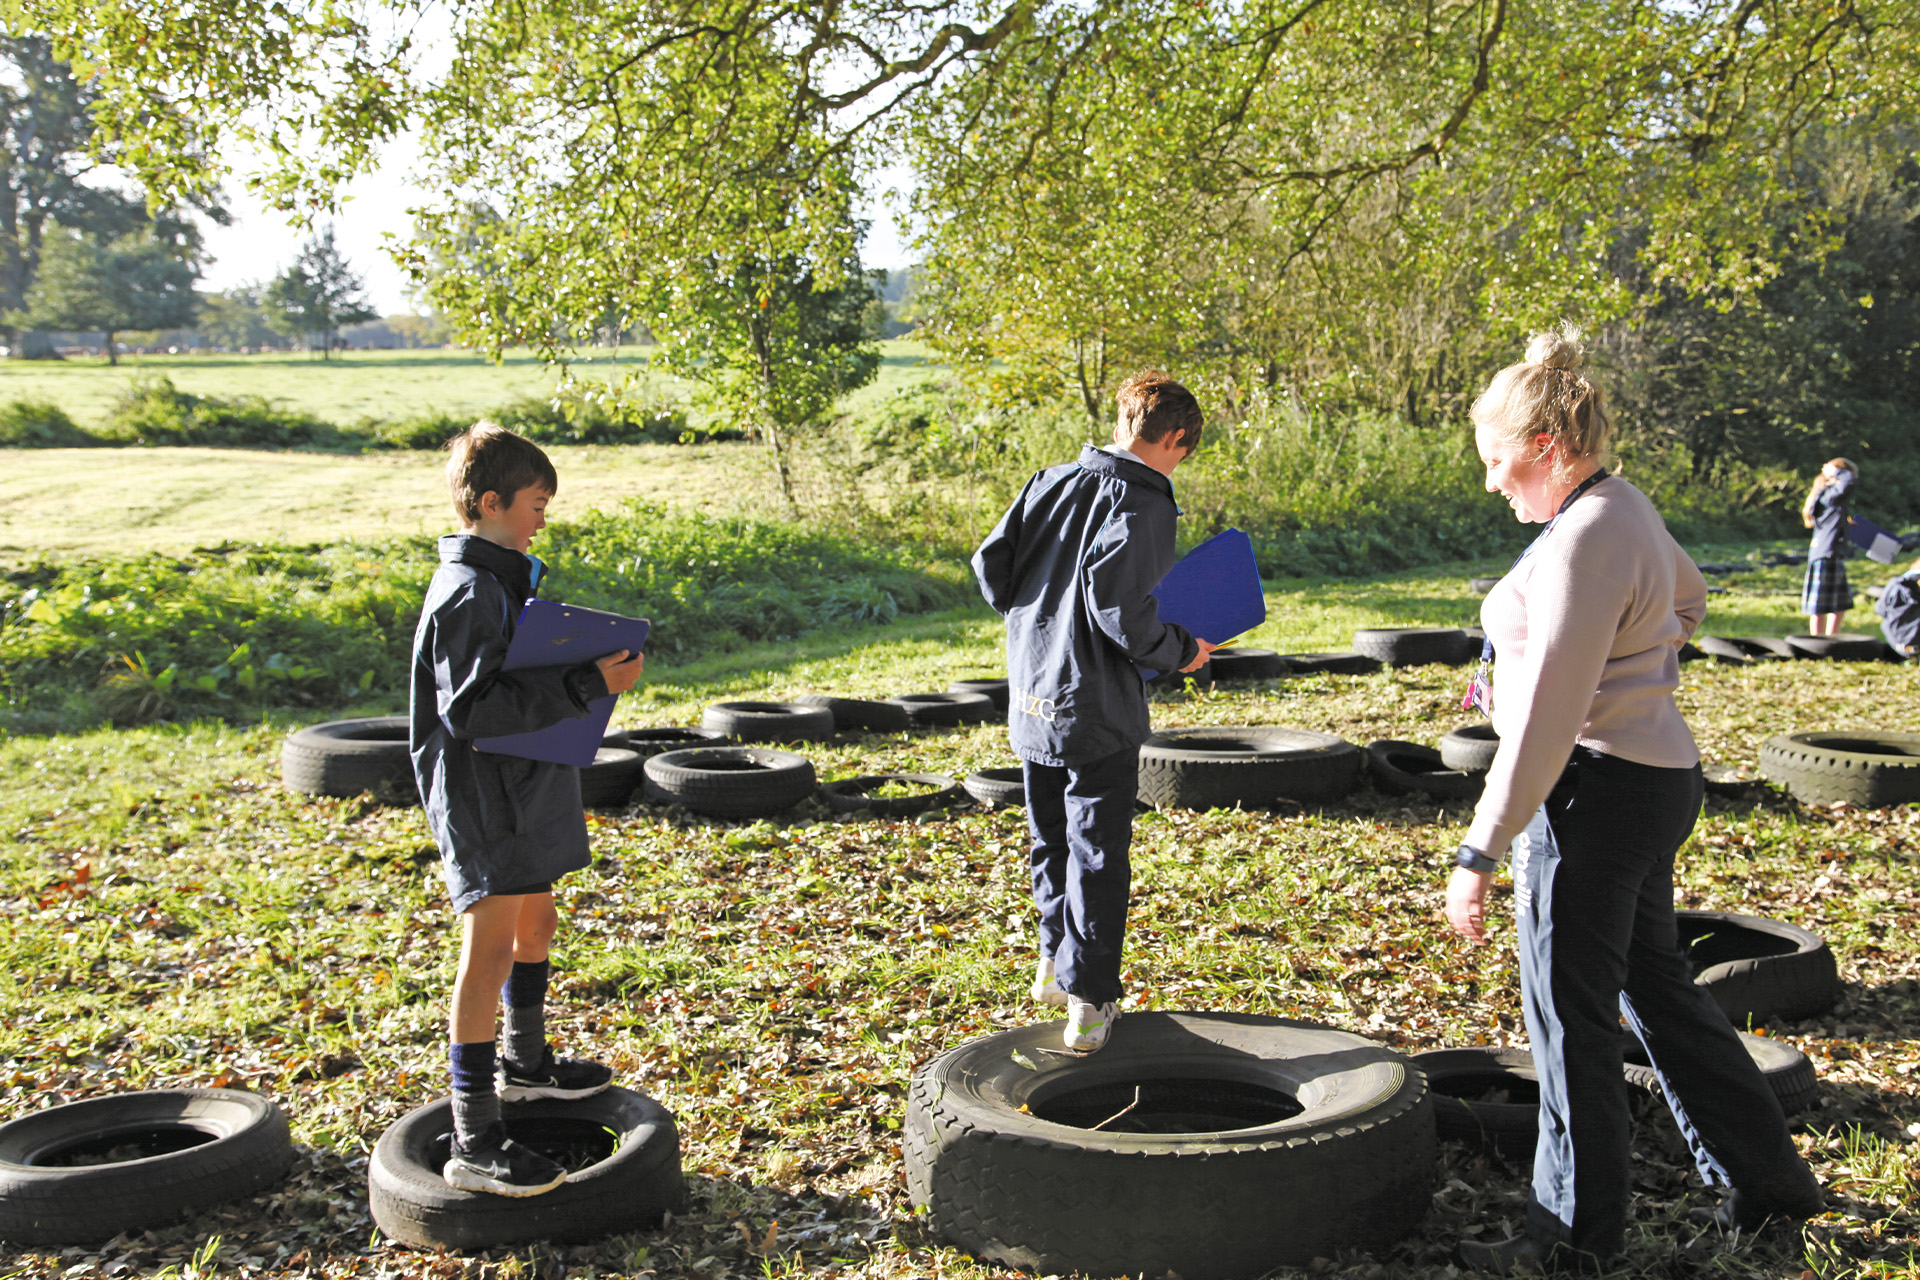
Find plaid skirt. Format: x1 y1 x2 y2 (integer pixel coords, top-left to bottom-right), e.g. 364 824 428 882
1802 556 1852 615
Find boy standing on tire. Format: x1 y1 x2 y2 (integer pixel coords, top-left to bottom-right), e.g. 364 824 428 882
410 424 644 1196
972 371 1214 1052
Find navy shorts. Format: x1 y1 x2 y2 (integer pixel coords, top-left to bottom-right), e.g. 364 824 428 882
1802 557 1851 615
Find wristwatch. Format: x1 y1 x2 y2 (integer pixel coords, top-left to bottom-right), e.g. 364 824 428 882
1454 843 1500 874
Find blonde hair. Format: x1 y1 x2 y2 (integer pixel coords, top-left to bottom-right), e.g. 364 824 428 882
1471 323 1614 480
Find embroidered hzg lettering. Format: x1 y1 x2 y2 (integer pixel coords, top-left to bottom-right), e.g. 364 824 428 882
1014 689 1058 721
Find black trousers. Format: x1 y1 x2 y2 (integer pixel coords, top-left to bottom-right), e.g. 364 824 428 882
1512 748 1818 1258
1022 746 1138 1005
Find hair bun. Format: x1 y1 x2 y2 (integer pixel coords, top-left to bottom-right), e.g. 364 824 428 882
1525 323 1586 373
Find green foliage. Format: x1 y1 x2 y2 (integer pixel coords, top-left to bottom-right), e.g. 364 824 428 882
263 226 378 358
0 504 968 729
0 396 96 446
98 374 345 448
12 224 201 365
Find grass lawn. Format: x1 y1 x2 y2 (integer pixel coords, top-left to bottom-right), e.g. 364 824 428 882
0 582 1915 1279
0 342 945 429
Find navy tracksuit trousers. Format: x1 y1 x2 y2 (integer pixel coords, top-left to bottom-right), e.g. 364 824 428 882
1513 748 1819 1259
1023 746 1137 1005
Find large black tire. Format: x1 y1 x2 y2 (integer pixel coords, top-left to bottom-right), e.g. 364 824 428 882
280 717 416 803
962 767 1026 809
1733 635 1798 660
1759 731 1920 807
1782 633 1887 661
1694 635 1757 664
642 747 816 819
369 1087 682 1250
610 726 732 757
1278 652 1382 676
1412 1047 1539 1162
1623 1032 1819 1115
887 691 997 726
1352 628 1476 668
1207 648 1289 682
947 677 1011 710
579 747 646 809
1469 576 1503 595
1677 641 1706 663
1138 727 1362 810
1438 723 1501 773
1365 740 1483 802
820 772 964 817
1675 909 1841 1024
0 1089 293 1244
903 1013 1436 1280
792 694 912 733
698 701 836 743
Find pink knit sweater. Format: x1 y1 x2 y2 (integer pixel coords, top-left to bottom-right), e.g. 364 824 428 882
1466 476 1706 859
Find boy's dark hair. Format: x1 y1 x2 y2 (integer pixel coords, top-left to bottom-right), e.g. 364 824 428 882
444 422 558 521
1117 371 1203 451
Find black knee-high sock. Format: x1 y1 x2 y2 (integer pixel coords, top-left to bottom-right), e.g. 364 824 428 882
500 959 550 1069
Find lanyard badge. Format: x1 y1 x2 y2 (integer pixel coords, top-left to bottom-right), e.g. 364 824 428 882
1462 661 1493 715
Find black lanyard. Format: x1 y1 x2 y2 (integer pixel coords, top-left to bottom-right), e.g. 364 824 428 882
1479 468 1609 665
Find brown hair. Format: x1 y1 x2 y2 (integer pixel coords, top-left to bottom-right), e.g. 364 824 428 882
1117 370 1204 451
1471 324 1614 480
1824 457 1859 475
444 422 558 522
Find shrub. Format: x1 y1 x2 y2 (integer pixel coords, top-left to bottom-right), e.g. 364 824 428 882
0 505 968 729
0 398 101 447
98 375 348 450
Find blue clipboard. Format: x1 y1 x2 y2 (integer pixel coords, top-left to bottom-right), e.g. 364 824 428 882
1140 528 1266 679
475 600 650 767
1848 514 1904 565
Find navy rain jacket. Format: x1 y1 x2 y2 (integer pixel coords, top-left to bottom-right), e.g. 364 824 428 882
1808 469 1855 561
409 534 608 912
1876 573 1920 654
972 445 1198 767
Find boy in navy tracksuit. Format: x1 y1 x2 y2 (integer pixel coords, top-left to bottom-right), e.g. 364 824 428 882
971 371 1214 1052
410 424 645 1195
1876 559 1920 657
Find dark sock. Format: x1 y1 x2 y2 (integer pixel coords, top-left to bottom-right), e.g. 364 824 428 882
449 1041 499 1149
500 959 550 1069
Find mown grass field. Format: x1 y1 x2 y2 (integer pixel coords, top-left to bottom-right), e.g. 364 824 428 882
0 343 942 430
1 568 1916 1280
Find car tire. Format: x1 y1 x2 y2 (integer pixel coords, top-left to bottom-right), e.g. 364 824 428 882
280 717 416 803
1782 633 1886 661
1469 576 1503 595
1207 649 1289 682
904 1012 1436 1280
947 677 1011 710
698 701 836 743
1623 1032 1819 1115
368 1087 682 1251
820 772 964 817
792 695 912 733
886 692 997 727
641 747 816 819
1732 636 1797 660
962 767 1026 809
1276 652 1382 676
578 747 646 808
1438 724 1501 773
1676 909 1841 1024
1411 1047 1539 1162
1138 727 1362 810
1352 628 1476 668
1365 740 1483 802
1677 641 1705 663
608 726 732 757
1759 731 1920 807
1694 636 1756 664
0 1089 293 1244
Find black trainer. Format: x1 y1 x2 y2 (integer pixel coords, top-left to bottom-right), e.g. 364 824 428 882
442 1122 567 1197
497 1045 614 1102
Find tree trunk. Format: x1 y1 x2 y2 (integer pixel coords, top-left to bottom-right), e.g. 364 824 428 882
103 329 116 366
747 311 798 514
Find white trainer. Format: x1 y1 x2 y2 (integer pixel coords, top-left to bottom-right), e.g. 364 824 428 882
1065 996 1120 1052
1030 956 1069 1008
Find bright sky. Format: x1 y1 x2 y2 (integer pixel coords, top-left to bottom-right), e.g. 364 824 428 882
197 140 914 316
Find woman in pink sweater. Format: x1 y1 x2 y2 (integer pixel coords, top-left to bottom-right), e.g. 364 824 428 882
1445 327 1822 1273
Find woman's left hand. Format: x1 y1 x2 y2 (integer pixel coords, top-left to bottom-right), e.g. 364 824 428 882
1446 866 1494 943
